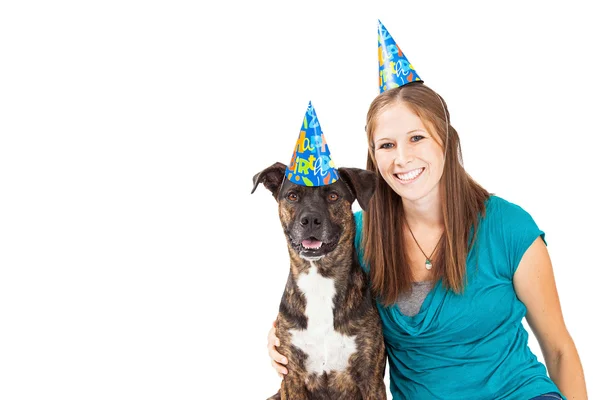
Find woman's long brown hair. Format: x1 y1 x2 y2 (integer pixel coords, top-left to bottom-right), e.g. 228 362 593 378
363 83 489 306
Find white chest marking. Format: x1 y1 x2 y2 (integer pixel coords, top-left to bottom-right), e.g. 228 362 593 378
290 263 357 376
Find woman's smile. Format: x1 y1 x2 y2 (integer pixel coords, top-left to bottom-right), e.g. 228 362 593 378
394 167 425 184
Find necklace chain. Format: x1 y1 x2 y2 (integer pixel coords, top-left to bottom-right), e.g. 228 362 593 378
405 221 443 270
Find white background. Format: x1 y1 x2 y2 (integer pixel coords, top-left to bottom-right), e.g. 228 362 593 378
1 1 598 399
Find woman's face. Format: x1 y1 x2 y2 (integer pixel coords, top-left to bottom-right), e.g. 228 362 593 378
372 101 445 204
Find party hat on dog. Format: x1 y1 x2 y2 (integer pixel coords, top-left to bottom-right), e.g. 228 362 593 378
285 101 339 187
378 20 422 93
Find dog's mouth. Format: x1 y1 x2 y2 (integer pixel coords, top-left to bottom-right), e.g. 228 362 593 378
290 235 339 259
301 238 323 249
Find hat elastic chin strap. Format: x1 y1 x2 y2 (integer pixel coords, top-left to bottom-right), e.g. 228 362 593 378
435 92 449 163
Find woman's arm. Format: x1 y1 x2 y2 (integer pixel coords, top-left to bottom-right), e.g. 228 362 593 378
514 237 587 399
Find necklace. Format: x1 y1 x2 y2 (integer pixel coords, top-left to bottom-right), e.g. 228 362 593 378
405 222 443 270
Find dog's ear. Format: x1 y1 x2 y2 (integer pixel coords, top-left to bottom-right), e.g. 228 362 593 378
338 167 376 211
251 162 287 197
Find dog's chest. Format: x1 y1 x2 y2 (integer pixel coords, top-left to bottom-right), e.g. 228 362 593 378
289 264 357 376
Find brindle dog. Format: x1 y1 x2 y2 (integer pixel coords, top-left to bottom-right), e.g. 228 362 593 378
252 162 387 400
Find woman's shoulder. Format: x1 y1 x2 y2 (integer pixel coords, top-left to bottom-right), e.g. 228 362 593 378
484 195 534 222
482 196 546 275
482 195 543 245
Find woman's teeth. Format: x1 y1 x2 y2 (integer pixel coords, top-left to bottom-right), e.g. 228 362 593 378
396 168 424 182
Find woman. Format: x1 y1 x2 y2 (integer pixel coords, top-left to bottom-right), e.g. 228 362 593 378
267 82 587 399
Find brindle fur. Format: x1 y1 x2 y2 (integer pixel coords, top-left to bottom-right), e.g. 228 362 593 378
252 162 387 400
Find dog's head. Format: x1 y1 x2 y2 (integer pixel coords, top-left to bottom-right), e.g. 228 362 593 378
251 162 376 261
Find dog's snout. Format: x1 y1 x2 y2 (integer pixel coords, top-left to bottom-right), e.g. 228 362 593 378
299 212 322 230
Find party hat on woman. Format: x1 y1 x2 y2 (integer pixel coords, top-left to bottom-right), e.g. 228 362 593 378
378 20 423 93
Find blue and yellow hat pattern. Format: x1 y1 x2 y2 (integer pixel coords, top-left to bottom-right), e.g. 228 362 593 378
285 102 339 187
378 20 422 93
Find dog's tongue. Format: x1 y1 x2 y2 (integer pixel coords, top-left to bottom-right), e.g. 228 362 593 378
302 239 323 249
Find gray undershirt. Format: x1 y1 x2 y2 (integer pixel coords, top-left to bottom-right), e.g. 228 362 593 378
397 281 434 317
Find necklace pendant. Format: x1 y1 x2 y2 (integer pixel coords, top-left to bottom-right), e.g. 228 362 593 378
425 259 432 270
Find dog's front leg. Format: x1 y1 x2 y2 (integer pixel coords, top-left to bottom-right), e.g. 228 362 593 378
279 375 310 400
359 383 387 400
356 342 388 399
266 390 281 400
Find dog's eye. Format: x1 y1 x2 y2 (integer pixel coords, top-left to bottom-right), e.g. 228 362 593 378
327 193 339 202
287 192 298 202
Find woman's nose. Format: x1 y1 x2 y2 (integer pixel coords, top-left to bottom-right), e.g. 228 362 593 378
393 145 413 167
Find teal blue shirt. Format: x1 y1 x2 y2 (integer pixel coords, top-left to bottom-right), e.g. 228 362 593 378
354 196 563 400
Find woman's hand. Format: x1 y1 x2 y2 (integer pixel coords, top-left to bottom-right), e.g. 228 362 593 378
267 320 288 378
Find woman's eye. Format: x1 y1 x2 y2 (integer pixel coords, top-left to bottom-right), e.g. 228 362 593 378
287 192 298 202
379 142 394 149
411 135 425 142
327 193 339 202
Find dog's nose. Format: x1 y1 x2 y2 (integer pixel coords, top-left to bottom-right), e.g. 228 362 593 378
300 212 322 230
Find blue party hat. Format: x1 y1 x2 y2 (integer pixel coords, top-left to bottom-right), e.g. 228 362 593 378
285 102 339 187
378 20 422 93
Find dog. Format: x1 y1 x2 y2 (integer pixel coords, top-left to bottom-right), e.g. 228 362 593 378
252 162 387 400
